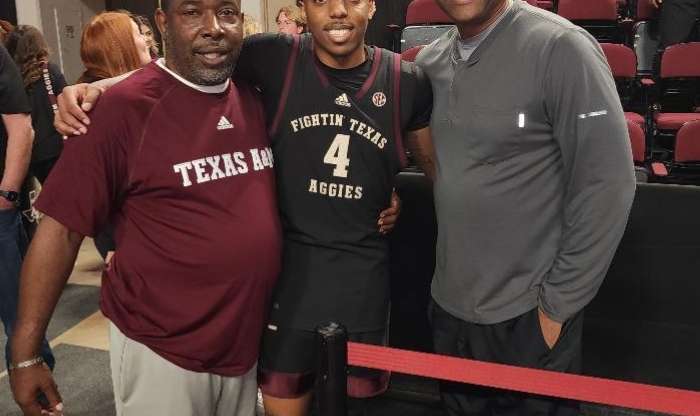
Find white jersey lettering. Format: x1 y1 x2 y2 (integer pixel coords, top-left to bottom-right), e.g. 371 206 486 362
171 147 272 187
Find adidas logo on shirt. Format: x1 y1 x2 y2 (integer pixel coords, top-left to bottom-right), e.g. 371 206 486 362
335 93 351 108
217 116 234 130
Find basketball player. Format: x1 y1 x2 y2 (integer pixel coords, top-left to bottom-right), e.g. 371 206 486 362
53 1 433 414
238 0 433 413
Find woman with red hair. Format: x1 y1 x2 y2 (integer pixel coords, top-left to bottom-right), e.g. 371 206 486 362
78 11 152 83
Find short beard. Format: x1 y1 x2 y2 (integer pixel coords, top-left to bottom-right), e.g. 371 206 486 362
163 34 237 86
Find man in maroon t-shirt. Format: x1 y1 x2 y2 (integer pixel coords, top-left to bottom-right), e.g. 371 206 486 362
8 1 281 415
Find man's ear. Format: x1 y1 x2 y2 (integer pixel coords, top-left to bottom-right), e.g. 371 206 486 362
155 8 167 39
368 1 376 20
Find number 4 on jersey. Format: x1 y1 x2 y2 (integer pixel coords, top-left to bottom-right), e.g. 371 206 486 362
324 134 351 178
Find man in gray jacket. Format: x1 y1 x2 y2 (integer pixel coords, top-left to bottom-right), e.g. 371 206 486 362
414 0 636 414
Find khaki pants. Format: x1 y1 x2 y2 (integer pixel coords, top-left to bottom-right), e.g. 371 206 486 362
109 322 257 416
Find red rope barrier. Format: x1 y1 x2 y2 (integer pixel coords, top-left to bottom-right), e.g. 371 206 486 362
348 342 700 415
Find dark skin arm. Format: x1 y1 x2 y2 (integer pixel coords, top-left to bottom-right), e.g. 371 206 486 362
404 127 435 181
10 216 84 416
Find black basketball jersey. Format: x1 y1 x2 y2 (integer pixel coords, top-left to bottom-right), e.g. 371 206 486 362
268 34 406 332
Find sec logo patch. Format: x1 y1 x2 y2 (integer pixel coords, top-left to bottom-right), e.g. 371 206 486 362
372 92 387 108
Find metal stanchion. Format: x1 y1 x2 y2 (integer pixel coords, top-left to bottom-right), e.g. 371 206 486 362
316 322 348 416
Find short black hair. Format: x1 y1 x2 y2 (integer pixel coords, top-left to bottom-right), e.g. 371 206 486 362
160 0 171 11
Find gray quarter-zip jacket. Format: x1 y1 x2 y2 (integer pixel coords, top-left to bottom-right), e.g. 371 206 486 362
416 0 636 324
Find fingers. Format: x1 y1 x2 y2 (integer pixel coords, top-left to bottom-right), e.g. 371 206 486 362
40 379 63 415
537 308 563 349
378 191 402 234
378 210 398 234
379 205 399 219
55 84 92 136
83 86 105 112
651 0 662 8
53 117 78 138
39 402 64 416
390 191 402 211
11 365 63 416
379 214 398 234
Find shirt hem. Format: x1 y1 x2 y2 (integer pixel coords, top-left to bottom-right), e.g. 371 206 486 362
430 288 540 325
103 310 256 378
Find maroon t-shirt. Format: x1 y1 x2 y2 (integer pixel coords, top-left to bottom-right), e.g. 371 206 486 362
37 62 282 376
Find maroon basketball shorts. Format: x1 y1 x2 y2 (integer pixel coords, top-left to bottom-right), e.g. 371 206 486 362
258 325 390 399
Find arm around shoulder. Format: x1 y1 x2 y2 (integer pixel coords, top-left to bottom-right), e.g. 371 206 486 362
236 33 296 90
54 70 137 136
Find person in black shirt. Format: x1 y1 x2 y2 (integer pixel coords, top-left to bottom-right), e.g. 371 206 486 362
0 44 55 374
5 25 66 184
651 0 700 49
5 25 67 239
234 1 433 415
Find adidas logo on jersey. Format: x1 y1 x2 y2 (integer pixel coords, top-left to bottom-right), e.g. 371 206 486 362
217 116 234 130
335 93 351 108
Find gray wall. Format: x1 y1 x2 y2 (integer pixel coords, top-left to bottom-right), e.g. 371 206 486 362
14 0 105 83
39 0 105 83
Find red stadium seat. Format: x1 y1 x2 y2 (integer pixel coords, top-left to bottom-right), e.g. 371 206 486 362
654 120 700 180
659 42 700 79
402 0 454 52
654 42 700 131
406 0 452 25
627 120 646 163
557 0 618 20
557 0 621 42
675 121 700 162
655 113 700 130
401 45 425 63
651 43 700 173
600 43 647 126
628 119 652 182
537 0 554 10
625 112 645 126
601 43 636 77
